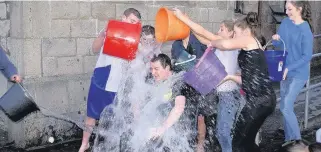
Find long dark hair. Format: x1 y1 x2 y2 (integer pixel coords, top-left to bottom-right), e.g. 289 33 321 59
289 1 314 33
234 12 266 46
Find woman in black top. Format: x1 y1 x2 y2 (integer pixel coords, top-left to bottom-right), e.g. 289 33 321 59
173 8 276 152
209 13 276 152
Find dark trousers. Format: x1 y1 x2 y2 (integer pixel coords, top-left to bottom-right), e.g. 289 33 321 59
232 94 276 152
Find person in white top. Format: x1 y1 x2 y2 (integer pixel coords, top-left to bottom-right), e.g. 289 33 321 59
79 8 142 152
196 20 242 152
213 20 243 152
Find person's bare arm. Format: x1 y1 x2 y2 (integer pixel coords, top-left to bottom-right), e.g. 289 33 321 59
92 29 106 53
162 96 185 130
229 75 242 85
196 115 206 152
210 36 253 51
150 95 186 139
173 8 222 42
219 75 242 86
192 31 212 45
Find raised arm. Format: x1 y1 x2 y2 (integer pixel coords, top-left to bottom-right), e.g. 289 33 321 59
210 36 253 51
192 32 212 45
92 29 106 53
173 8 222 42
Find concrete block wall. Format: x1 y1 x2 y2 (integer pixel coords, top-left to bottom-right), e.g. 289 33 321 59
1 1 237 148
310 1 321 66
1 0 320 148
258 1 321 66
0 1 9 131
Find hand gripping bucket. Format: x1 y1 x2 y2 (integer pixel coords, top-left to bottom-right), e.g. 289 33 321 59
184 47 227 95
173 50 197 72
263 38 288 82
155 7 190 42
0 83 39 122
103 20 142 61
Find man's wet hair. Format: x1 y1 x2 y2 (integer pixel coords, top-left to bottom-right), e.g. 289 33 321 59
123 8 141 20
142 25 155 38
151 54 173 71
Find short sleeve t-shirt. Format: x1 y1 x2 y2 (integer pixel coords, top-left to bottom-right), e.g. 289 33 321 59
156 80 199 132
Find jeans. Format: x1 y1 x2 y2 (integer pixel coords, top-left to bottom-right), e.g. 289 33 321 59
216 90 243 152
280 77 306 141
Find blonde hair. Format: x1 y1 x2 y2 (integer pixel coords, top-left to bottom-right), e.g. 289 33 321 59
221 20 234 32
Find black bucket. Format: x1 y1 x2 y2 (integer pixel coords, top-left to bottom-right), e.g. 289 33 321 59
0 83 39 122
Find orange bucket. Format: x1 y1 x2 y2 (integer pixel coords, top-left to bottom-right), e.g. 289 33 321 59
155 7 190 42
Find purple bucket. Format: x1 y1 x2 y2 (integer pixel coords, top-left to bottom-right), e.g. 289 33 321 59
264 38 287 82
184 47 227 95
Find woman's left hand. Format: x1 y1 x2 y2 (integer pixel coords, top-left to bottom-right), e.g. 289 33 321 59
223 75 232 82
283 68 288 80
172 8 184 19
207 43 213 48
149 127 166 140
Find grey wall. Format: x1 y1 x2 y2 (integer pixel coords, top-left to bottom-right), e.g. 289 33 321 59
0 0 320 148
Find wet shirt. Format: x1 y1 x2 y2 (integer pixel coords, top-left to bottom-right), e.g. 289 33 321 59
157 80 198 132
238 49 274 99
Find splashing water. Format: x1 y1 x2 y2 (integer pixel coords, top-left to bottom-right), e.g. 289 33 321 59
91 41 194 152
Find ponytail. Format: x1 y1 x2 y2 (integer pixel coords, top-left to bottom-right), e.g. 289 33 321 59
234 12 266 46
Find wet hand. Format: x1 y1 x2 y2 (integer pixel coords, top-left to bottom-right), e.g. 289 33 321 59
223 75 232 82
282 68 288 80
272 34 280 41
149 127 165 140
172 8 183 18
207 43 213 48
98 28 106 38
10 74 22 83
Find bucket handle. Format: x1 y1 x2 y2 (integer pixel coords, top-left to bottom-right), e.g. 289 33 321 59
195 47 213 68
263 38 286 56
174 55 197 66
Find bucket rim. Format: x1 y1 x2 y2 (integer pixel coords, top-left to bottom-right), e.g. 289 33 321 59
263 38 287 56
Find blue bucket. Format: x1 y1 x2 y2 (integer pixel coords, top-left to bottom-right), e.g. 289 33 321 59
264 38 287 82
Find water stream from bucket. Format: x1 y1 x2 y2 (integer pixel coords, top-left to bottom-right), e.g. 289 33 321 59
89 31 196 151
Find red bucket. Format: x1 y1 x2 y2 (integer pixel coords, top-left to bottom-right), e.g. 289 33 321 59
103 20 142 61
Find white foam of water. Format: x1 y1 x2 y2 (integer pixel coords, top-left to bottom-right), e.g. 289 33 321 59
92 41 193 151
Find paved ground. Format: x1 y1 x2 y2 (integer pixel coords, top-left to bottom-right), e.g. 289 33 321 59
1 73 321 152
260 78 321 152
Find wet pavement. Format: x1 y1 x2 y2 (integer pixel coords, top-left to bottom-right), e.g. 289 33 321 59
0 127 319 152
1 72 321 152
